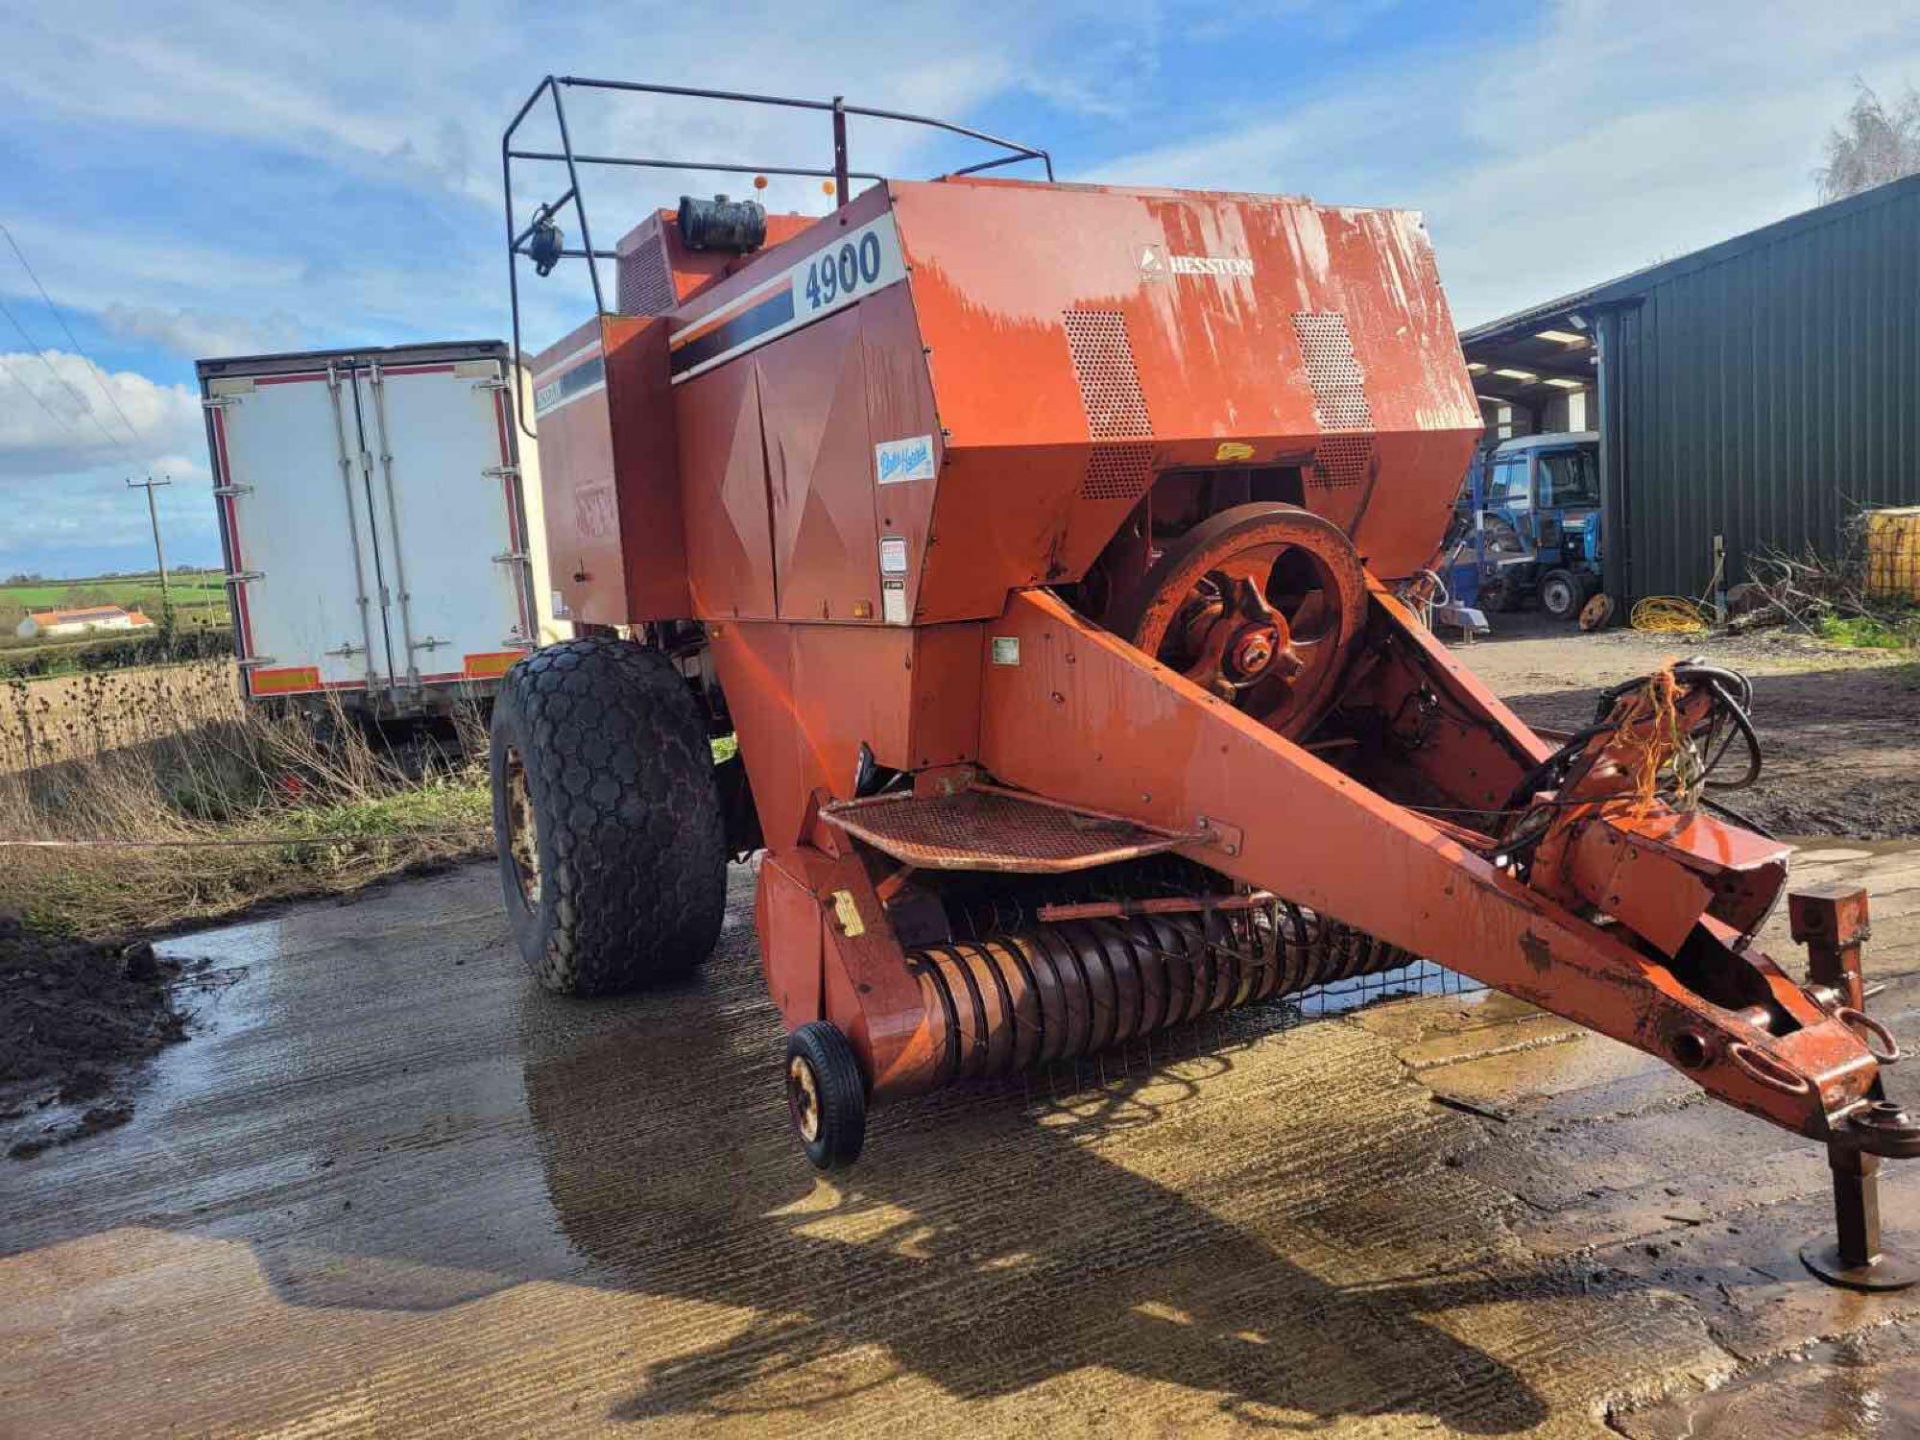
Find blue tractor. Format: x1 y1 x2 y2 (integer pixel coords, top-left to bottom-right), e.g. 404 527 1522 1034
1450 432 1603 621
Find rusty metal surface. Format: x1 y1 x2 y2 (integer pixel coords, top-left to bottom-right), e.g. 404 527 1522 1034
910 906 1415 1081
1107 503 1368 738
820 786 1196 873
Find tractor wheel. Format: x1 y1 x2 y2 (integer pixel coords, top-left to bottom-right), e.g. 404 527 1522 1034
1539 569 1581 621
785 1021 868 1170
489 636 727 995
1480 574 1520 613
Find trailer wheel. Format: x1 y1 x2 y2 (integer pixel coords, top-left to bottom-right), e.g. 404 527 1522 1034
490 636 727 995
1539 569 1581 621
785 1022 867 1170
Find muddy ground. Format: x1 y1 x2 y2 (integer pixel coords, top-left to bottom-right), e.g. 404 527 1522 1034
0 922 190 1158
1 622 1918 1437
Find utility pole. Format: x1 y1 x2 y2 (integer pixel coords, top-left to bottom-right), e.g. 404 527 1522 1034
126 473 173 627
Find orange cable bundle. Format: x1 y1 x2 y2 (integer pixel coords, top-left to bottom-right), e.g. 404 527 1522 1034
1613 664 1685 820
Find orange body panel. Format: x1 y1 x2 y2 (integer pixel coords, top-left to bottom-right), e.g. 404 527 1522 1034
890 179 1480 608
531 315 690 623
973 587 1878 1136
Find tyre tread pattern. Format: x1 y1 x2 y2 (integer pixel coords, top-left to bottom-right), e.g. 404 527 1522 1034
492 636 726 995
789 1021 868 1170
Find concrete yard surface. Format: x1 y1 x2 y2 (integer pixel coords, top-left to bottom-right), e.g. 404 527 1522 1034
4 840 1920 1438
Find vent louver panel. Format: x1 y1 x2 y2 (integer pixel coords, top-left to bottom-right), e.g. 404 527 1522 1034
1064 309 1155 502
1292 311 1376 490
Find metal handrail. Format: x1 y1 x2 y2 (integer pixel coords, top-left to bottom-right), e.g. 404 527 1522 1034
501 74 1054 438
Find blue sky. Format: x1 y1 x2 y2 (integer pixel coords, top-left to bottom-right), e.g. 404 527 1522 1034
2 0 1917 578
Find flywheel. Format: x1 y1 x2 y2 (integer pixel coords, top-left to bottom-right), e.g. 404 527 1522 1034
1105 503 1368 740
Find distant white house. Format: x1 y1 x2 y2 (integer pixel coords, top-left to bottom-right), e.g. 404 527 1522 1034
15 606 157 640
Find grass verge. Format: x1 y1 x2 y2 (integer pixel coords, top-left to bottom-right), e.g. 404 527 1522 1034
0 701 494 940
1815 609 1920 650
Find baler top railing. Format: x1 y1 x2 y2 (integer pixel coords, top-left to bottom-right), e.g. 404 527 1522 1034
502 74 1054 436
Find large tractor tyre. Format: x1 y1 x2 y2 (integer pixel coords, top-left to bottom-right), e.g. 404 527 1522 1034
490 637 727 995
1539 568 1581 621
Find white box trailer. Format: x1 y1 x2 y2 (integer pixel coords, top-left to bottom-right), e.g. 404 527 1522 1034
196 340 568 715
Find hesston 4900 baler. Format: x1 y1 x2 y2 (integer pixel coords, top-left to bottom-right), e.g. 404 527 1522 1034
494 77 1915 1289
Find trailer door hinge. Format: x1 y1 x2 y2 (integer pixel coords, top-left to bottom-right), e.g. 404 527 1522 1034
413 636 450 652
482 464 520 480
324 642 366 659
234 656 281 669
212 484 253 497
225 570 264 584
501 636 537 650
201 395 244 411
472 376 510 393
493 550 529 564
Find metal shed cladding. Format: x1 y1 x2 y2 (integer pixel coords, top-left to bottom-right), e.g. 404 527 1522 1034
1462 172 1920 602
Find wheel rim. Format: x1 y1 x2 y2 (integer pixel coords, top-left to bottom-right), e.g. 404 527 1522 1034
502 744 542 907
787 1055 823 1143
1118 508 1366 739
1544 578 1574 615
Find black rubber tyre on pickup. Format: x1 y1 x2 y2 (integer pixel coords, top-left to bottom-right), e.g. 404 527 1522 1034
490 636 727 995
785 1021 868 1170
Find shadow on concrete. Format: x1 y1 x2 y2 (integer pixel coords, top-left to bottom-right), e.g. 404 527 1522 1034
515 961 1554 1433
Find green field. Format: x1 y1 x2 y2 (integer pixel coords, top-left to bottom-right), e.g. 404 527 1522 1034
0 572 229 628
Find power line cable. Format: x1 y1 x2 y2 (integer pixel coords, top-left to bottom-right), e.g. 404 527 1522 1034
0 219 146 449
0 349 87 438
0 293 136 458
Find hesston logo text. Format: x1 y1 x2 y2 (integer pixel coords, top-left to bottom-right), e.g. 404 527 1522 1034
1138 244 1254 279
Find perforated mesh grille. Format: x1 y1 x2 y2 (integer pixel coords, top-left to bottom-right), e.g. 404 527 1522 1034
822 787 1190 871
1292 312 1371 429
617 239 676 316
1308 432 1375 490
1064 309 1154 501
1064 310 1153 440
1292 311 1375 489
1081 443 1155 502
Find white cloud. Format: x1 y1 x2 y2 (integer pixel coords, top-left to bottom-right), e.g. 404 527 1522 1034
0 353 215 570
1088 0 1920 325
5 3 1126 208
0 349 203 477
101 304 306 361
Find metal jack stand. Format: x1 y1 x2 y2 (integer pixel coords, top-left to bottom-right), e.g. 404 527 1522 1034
1791 885 1920 1292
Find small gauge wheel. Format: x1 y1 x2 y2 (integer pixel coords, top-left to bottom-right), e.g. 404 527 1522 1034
785 1021 868 1170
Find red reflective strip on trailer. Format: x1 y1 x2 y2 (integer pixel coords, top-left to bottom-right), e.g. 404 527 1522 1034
253 372 331 386
492 389 535 640
250 666 322 695
211 408 259 696
417 670 469 684
378 363 458 376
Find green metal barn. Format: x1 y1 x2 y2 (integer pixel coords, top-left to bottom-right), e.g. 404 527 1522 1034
1460 172 1920 604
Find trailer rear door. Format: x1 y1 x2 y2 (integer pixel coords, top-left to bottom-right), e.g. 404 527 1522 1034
353 356 534 687
207 364 390 698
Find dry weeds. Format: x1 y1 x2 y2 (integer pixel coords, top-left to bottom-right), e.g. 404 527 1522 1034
1 662 242 773
0 690 493 939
